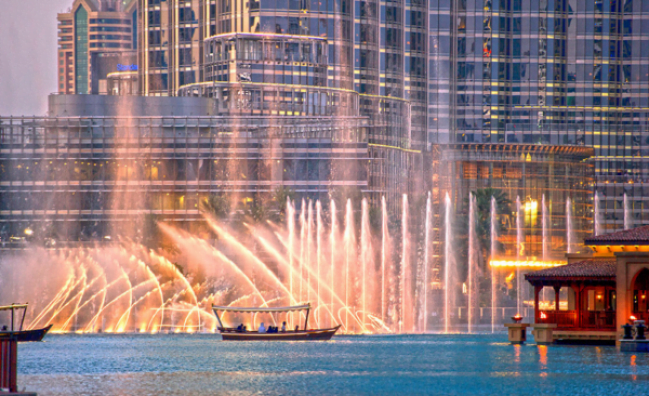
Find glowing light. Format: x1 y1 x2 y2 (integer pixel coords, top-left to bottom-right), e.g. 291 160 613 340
24 228 33 236
490 260 566 268
630 315 637 321
540 312 547 319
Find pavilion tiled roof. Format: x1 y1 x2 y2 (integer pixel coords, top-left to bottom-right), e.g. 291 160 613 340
584 225 649 245
525 260 616 282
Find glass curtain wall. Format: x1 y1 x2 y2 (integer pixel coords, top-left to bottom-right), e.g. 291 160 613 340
75 6 89 94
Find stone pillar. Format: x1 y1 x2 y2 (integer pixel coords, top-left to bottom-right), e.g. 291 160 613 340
505 323 530 344
531 323 557 345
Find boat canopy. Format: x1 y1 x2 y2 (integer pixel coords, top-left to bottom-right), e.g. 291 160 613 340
0 304 28 311
212 304 310 314
0 303 28 332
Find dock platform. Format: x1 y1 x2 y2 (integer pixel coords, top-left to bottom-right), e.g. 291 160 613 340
552 330 616 345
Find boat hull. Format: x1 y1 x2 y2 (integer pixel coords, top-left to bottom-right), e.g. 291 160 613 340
220 326 340 341
0 325 52 342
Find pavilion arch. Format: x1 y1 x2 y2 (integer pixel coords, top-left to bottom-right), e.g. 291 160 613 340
631 268 649 291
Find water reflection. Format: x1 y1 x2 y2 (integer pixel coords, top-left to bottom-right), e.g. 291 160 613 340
17 334 649 396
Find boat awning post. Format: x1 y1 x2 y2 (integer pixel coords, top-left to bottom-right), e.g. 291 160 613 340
20 304 27 332
304 307 310 331
11 306 14 332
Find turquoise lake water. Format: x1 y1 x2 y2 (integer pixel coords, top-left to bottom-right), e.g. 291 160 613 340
17 333 649 395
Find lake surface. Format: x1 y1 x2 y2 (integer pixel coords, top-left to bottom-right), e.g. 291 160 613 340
17 333 648 396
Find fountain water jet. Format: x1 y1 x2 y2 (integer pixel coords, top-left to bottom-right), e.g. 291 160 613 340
541 194 549 305
299 199 306 302
420 192 432 332
566 198 573 254
330 199 337 329
287 199 296 327
400 194 412 333
381 196 389 323
343 199 355 332
516 196 523 315
490 196 497 333
444 193 452 333
316 200 323 327
467 193 477 333
624 192 631 230
307 200 314 303
360 198 373 330
205 217 297 304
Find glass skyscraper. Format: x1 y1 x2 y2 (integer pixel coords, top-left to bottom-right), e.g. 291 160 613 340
57 0 138 94
137 0 649 232
428 0 649 232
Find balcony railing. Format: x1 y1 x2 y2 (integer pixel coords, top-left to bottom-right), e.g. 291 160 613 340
538 310 615 331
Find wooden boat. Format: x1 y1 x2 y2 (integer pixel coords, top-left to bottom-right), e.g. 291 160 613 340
213 303 341 341
0 304 52 342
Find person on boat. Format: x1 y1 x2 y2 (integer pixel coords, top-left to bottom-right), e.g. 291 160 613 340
1 325 6 331
258 322 266 333
281 322 287 332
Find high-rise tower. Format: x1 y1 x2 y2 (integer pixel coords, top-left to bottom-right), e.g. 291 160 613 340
428 0 649 232
57 0 138 94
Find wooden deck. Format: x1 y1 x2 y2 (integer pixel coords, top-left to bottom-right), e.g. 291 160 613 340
552 330 617 345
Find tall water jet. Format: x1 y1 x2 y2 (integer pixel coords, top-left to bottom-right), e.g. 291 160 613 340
307 200 314 302
299 199 306 302
542 194 549 260
316 200 323 327
444 193 452 333
594 191 601 236
330 199 337 328
420 192 432 332
287 199 296 328
360 198 372 329
343 199 355 332
566 198 573 254
490 196 497 333
467 193 477 333
541 194 549 307
624 192 631 230
400 194 412 332
381 196 388 324
516 196 523 314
